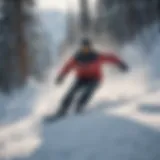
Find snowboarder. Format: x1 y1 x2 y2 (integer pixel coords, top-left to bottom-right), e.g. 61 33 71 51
46 38 128 122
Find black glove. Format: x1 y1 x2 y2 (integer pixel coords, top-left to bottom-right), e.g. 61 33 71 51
55 76 64 85
118 62 129 72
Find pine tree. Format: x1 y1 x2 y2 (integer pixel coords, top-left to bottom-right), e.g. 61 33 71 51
0 0 52 92
94 0 160 43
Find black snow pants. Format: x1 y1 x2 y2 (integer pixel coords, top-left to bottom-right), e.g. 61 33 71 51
57 78 99 116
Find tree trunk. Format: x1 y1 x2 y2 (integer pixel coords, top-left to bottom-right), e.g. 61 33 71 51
79 0 91 34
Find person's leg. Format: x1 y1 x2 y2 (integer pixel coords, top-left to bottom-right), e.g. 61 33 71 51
76 80 99 113
56 79 83 117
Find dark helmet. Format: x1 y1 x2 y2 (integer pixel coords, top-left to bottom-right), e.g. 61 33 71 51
81 38 91 47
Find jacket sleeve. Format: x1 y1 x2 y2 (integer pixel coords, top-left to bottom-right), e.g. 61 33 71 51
100 53 128 71
58 57 76 78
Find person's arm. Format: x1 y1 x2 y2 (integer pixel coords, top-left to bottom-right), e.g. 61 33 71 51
56 58 76 84
100 53 128 71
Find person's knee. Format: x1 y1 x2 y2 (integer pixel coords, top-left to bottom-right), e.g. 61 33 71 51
63 94 73 103
78 98 85 106
79 87 96 104
78 93 90 106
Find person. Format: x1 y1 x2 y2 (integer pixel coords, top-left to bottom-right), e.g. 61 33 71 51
47 38 128 121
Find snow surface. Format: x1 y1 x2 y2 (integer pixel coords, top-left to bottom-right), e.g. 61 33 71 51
0 49 160 160
0 12 160 160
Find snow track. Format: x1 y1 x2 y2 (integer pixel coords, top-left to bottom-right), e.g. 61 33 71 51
0 66 160 160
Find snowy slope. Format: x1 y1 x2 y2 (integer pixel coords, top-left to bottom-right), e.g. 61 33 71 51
0 55 160 160
0 13 160 160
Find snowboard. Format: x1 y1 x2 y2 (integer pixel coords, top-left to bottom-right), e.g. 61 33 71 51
44 113 65 124
43 110 87 124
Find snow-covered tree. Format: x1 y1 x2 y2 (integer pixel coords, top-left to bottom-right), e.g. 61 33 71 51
79 0 91 34
24 1 52 81
0 0 52 92
94 0 159 43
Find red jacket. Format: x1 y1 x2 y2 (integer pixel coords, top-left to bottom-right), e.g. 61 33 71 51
58 51 125 81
